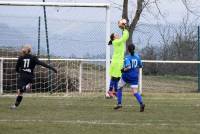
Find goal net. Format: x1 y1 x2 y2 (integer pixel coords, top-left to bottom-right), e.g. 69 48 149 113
0 1 111 95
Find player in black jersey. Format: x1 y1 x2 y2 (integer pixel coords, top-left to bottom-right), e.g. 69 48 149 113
10 45 57 109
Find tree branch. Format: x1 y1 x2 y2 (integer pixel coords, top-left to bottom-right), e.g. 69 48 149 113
129 0 144 31
122 0 129 21
181 0 200 17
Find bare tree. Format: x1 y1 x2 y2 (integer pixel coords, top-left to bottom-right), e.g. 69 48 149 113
122 0 144 45
119 0 164 53
113 0 199 53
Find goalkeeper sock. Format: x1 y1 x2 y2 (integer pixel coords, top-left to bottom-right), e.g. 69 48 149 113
109 80 114 91
117 88 122 105
113 80 119 92
134 92 143 105
15 95 23 107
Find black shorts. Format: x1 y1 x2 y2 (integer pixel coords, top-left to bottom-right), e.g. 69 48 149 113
17 73 33 93
111 77 120 81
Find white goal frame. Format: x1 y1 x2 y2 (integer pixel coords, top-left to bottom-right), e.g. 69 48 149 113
0 1 111 94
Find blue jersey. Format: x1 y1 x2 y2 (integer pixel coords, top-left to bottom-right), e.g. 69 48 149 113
122 54 143 84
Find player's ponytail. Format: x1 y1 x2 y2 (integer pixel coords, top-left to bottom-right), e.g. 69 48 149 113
128 44 135 56
108 33 115 45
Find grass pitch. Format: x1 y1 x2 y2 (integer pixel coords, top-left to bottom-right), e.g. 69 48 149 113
0 93 200 134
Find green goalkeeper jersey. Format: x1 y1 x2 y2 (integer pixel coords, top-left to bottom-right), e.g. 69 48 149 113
109 29 129 77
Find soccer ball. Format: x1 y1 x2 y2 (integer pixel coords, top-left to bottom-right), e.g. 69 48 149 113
118 19 127 25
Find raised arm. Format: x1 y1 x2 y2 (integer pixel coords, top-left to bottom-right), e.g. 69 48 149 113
114 29 129 44
121 29 129 42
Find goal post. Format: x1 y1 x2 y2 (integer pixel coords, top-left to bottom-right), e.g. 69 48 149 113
0 1 111 95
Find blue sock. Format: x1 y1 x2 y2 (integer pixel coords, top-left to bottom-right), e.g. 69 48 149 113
117 88 122 105
113 80 119 92
109 80 114 91
134 92 143 105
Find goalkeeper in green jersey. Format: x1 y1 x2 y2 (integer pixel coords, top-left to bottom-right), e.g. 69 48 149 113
106 19 129 98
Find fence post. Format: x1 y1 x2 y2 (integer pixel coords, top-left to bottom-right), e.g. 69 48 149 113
0 59 3 95
198 26 200 92
79 61 82 93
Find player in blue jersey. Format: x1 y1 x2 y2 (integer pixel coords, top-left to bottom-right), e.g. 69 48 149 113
114 44 145 112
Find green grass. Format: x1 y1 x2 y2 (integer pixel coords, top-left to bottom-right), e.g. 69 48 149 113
0 93 200 134
143 75 197 92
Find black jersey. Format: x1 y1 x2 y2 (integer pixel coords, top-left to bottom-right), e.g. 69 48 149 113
16 54 56 76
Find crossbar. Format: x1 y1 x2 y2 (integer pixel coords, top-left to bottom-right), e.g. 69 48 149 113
0 1 110 8
1 58 200 64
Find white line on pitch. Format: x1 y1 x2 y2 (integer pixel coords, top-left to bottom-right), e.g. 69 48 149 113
1 119 200 126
